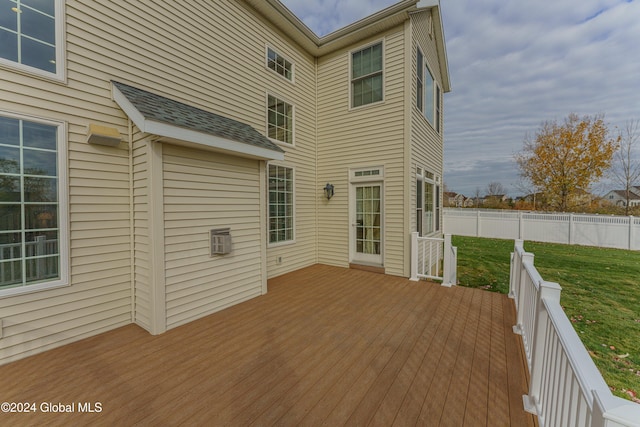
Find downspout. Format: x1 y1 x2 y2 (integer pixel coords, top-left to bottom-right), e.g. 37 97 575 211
403 17 414 277
128 119 135 323
314 55 319 264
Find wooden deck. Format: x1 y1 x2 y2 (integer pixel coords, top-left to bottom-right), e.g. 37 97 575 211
0 264 536 426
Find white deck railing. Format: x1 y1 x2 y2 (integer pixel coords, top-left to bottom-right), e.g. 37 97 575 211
510 240 640 427
410 232 457 286
0 238 58 285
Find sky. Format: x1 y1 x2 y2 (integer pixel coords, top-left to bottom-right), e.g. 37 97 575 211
280 0 640 197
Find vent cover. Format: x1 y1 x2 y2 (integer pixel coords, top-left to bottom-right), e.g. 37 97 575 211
210 228 232 255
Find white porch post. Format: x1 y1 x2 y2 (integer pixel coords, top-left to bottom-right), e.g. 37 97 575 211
410 232 419 281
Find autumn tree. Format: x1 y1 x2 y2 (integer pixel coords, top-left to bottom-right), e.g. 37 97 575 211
515 113 619 211
610 119 640 215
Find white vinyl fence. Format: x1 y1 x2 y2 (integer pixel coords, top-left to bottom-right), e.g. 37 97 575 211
510 240 640 427
444 208 640 250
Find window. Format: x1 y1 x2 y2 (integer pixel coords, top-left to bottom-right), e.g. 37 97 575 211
268 164 294 244
424 65 434 126
267 95 293 144
416 168 440 236
435 84 441 133
354 169 380 177
416 49 423 111
267 47 293 81
0 113 67 295
351 42 383 108
0 0 64 78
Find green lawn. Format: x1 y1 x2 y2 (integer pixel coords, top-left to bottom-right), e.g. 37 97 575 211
453 235 640 402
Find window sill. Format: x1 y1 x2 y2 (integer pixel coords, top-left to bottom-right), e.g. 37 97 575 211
267 239 296 249
0 60 67 85
0 279 70 299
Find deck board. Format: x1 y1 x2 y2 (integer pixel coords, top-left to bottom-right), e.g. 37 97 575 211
0 264 536 426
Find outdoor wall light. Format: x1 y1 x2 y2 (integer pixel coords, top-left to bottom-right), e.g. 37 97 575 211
324 183 334 200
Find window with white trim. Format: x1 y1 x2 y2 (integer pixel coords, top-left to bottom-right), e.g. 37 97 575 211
435 84 441 133
0 0 64 78
417 47 442 134
416 168 440 236
351 42 383 108
268 164 294 244
267 94 293 144
416 48 423 111
424 65 434 126
267 47 293 81
0 113 67 294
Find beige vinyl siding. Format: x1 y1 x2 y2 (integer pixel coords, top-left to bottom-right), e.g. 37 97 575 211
0 0 319 364
162 145 263 329
132 128 151 332
410 11 445 236
0 119 132 365
317 29 407 277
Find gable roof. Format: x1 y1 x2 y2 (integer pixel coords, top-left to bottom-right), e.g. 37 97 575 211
111 81 284 161
243 0 450 92
606 189 640 200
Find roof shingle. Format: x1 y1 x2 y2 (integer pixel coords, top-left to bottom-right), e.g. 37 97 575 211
112 81 283 155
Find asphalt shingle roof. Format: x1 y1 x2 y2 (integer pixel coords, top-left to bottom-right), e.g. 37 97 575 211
112 81 284 155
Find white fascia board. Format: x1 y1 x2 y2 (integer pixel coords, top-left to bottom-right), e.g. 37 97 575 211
112 84 147 130
146 120 284 161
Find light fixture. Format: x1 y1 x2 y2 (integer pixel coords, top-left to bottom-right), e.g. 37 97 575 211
87 124 121 146
323 183 334 200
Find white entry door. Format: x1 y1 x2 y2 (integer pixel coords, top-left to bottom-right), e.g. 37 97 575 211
351 183 383 265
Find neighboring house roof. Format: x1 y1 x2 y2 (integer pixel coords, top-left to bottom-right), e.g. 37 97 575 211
111 81 285 161
244 0 451 92
605 189 640 200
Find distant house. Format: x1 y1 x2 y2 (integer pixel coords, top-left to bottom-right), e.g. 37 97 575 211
603 187 640 207
0 0 450 364
444 192 466 207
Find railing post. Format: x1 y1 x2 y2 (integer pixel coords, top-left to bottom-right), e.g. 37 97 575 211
514 250 533 335
36 235 46 280
442 234 452 287
592 388 640 427
523 280 562 416
410 232 419 281
509 239 524 300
